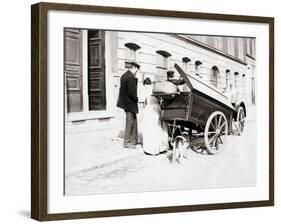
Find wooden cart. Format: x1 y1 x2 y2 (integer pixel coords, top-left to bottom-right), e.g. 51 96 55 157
153 63 246 155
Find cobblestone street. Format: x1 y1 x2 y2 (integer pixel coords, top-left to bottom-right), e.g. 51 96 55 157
65 106 257 196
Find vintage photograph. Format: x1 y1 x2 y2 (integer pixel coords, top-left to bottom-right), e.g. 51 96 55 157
64 29 256 196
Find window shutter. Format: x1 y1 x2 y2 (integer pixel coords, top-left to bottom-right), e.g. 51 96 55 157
65 29 83 113
88 30 106 110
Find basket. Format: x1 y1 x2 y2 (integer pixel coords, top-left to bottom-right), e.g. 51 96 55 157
152 81 178 94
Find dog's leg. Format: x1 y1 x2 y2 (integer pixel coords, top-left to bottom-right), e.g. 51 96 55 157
183 142 189 159
172 146 177 163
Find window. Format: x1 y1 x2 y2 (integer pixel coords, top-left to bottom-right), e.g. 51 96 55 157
248 38 256 58
195 60 202 77
234 72 239 88
234 38 239 58
242 74 246 99
207 36 215 47
211 66 219 88
124 42 141 68
225 69 231 91
156 50 171 81
222 37 228 54
229 38 235 56
182 57 191 73
217 37 223 50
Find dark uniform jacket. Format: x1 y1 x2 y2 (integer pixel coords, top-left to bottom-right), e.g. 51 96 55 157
117 70 138 113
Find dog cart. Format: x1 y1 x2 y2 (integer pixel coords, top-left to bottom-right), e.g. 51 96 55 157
153 63 246 155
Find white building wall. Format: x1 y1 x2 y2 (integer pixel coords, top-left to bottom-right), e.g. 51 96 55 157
112 32 254 105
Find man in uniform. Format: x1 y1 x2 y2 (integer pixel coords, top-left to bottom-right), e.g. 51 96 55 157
117 61 140 149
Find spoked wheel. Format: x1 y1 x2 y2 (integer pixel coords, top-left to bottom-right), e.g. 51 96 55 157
204 111 228 155
236 107 246 134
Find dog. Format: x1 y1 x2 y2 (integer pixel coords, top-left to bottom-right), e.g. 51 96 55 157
171 136 189 163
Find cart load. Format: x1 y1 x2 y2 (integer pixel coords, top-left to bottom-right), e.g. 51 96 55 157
153 80 178 94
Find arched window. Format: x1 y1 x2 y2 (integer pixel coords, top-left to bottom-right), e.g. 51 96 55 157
124 42 141 68
156 50 171 58
242 74 246 99
182 57 191 63
225 69 231 91
156 50 172 81
211 66 219 87
234 72 239 88
182 57 191 73
125 43 141 50
195 60 202 77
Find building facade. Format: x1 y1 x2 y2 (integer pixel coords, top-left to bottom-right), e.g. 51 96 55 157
64 29 256 132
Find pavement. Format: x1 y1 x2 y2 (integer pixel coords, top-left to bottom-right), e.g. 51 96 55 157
65 129 144 178
65 105 146 178
65 104 257 183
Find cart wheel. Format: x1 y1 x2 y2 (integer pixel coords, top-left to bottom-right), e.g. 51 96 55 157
204 111 228 155
236 107 246 134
